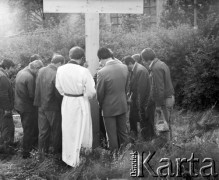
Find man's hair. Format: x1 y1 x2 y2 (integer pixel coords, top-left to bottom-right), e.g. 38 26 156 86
69 46 85 60
0 59 15 69
123 56 135 65
30 54 41 62
132 54 141 63
97 47 114 60
51 54 65 64
29 60 44 70
141 48 156 62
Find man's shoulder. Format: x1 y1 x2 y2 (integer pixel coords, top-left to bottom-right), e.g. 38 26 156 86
152 59 166 69
38 66 47 74
100 62 127 74
16 68 33 81
0 68 6 77
137 63 148 72
57 64 69 74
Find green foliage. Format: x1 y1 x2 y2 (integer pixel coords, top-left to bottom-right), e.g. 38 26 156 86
0 13 218 110
183 37 219 110
161 0 219 28
8 0 67 31
0 15 85 66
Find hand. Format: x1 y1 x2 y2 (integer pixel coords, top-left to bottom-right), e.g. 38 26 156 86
4 110 11 115
127 98 132 105
127 92 133 104
4 110 12 117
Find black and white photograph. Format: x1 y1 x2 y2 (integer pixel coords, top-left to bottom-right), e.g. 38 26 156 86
0 0 219 179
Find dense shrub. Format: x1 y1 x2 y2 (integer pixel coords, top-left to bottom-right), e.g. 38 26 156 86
0 16 218 110
182 37 219 110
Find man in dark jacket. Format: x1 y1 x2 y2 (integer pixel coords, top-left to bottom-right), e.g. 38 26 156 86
34 55 64 159
15 60 43 158
123 56 151 140
141 48 175 139
96 48 129 151
0 59 15 148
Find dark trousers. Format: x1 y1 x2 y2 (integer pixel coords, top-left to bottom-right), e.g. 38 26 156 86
20 111 38 154
129 100 156 140
38 110 62 154
0 109 14 145
129 104 142 134
99 108 106 146
129 99 148 134
144 100 156 140
103 113 128 151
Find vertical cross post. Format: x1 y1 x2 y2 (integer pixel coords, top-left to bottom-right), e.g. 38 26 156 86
85 13 99 76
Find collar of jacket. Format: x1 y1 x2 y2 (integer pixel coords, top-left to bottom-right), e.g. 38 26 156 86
105 59 121 66
48 63 57 70
68 60 80 65
26 67 36 77
0 67 8 77
149 58 159 71
131 62 137 73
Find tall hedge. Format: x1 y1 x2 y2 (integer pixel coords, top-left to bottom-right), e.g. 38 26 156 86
0 19 218 110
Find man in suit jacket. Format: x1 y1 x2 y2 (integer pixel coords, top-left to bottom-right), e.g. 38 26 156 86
34 55 64 160
123 56 151 140
96 47 129 151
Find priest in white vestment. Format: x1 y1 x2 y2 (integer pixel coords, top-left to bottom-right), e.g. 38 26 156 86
55 46 96 167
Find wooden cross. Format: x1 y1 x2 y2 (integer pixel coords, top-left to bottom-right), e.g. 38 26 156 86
43 0 143 75
43 0 143 147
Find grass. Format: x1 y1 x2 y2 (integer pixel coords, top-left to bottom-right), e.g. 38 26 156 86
0 108 219 180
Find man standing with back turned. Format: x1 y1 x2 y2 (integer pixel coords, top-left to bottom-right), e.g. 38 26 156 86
56 46 96 167
123 56 151 141
141 48 175 139
0 59 15 150
96 47 129 152
34 54 65 160
15 60 44 158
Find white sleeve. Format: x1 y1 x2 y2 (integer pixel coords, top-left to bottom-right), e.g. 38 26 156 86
55 69 64 96
83 69 96 99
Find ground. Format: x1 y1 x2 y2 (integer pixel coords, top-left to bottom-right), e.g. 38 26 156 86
0 108 219 180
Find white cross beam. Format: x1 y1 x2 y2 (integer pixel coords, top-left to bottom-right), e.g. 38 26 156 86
43 0 143 76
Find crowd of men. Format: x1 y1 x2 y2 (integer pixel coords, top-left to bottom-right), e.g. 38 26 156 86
0 46 174 167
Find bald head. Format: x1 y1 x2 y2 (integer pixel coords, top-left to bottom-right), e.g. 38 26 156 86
69 46 85 60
